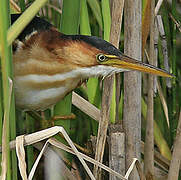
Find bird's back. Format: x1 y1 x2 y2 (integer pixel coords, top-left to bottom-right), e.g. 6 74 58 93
11 14 52 41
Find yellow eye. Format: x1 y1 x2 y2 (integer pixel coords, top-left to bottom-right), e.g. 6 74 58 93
96 54 107 62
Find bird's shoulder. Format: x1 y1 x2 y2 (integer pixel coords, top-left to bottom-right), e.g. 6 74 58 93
11 14 65 53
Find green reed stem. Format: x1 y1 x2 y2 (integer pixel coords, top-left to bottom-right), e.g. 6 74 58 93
87 0 103 30
170 0 177 143
101 0 116 123
0 2 12 178
80 0 100 135
54 0 80 133
142 98 171 160
26 114 34 173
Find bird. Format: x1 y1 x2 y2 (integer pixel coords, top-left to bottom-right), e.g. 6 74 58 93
11 14 173 111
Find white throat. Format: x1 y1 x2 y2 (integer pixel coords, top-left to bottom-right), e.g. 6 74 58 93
79 65 129 78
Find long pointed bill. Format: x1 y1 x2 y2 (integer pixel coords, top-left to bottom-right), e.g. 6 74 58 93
103 54 173 78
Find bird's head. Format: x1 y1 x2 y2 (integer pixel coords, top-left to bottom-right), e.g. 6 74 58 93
52 34 173 78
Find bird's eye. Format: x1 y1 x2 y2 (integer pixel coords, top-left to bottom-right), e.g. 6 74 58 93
96 54 106 62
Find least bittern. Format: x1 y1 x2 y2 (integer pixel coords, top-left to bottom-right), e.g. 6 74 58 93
11 14 172 111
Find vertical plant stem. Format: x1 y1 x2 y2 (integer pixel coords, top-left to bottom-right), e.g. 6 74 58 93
167 110 181 180
110 0 124 123
26 114 34 173
93 76 114 179
8 38 17 179
87 0 103 30
93 0 112 179
109 1 125 179
80 0 91 35
60 0 80 35
123 0 142 179
102 0 111 41
170 0 177 143
80 0 99 136
156 15 171 88
144 0 155 178
0 76 2 174
54 0 80 133
0 2 12 179
142 0 151 55
10 95 17 180
142 98 171 160
101 0 116 124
